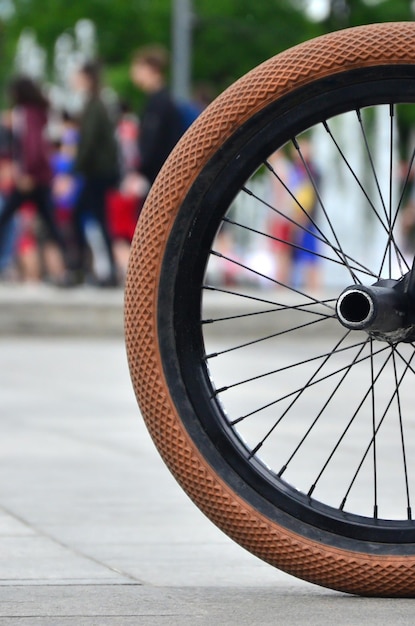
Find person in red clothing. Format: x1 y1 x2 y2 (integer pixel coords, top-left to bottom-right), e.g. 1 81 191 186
0 76 67 281
106 102 141 283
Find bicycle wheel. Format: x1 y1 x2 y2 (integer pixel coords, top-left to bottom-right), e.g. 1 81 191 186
125 22 415 596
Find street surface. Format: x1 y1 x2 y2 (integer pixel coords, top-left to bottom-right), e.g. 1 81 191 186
0 286 415 624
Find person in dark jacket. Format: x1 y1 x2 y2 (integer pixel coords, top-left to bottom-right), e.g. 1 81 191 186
123 45 183 197
72 61 119 285
0 76 68 281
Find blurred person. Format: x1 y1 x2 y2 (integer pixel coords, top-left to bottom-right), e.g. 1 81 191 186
206 224 243 286
0 110 18 278
116 101 140 176
288 138 321 291
107 101 141 283
0 76 68 284
50 111 81 270
268 140 320 291
177 81 214 130
72 61 119 286
268 149 295 286
123 44 184 197
192 82 215 112
15 203 42 282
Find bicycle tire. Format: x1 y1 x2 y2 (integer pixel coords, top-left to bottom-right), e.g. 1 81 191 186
125 22 415 596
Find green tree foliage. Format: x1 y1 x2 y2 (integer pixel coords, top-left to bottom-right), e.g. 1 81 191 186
324 0 413 29
191 0 321 92
5 0 170 63
1 0 414 103
2 0 319 101
323 0 415 143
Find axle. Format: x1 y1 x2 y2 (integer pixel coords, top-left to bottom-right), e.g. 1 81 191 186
336 278 415 343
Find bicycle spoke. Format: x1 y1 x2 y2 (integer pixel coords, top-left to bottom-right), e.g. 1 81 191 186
278 338 369 476
247 331 361 458
203 285 336 325
391 143 415 236
370 339 378 518
392 347 412 519
203 306 332 325
242 181 328 251
203 284 337 312
388 105 395 277
356 107 408 276
292 136 360 283
377 229 410 280
339 348 415 515
204 314 332 361
222 216 376 278
307 346 394 498
323 120 392 241
215 334 367 397
252 172 376 279
209 249 329 304
377 105 407 277
356 108 387 216
394 345 415 376
380 147 415 279
202 301 333 325
324 116 409 275
231 340 389 425
387 105 409 276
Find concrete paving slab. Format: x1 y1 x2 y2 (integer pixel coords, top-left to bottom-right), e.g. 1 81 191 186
2 585 415 626
0 338 297 580
0 328 414 624
0 283 124 337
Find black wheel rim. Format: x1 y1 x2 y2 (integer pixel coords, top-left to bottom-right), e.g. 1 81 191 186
161 67 415 544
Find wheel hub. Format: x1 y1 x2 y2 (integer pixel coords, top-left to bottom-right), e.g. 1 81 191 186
336 272 415 343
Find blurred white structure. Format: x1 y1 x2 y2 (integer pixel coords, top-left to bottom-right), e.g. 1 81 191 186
13 19 98 115
14 29 46 80
51 19 97 114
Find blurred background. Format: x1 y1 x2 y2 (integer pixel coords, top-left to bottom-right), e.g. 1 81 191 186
0 0 414 288
1 0 415 107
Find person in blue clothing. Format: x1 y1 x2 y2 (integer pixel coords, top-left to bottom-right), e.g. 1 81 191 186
50 112 82 269
72 61 120 286
0 112 17 277
288 138 321 291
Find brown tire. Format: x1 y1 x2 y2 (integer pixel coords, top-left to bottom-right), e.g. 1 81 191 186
125 23 415 596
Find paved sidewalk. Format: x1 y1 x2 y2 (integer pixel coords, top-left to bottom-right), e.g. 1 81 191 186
1 292 415 624
0 282 337 338
0 336 304 625
0 284 124 337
